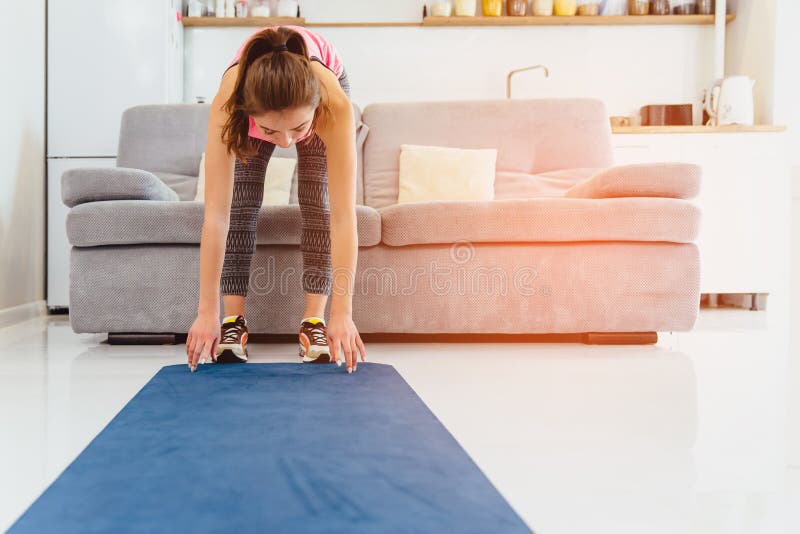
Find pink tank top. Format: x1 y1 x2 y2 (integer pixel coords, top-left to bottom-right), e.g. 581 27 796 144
226 25 344 144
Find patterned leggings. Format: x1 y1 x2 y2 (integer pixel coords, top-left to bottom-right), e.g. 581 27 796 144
220 66 351 297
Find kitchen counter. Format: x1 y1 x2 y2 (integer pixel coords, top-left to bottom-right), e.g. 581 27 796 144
612 125 787 134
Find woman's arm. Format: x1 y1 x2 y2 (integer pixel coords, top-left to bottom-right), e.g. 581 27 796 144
315 66 366 371
318 93 357 317
198 70 238 316
187 68 238 370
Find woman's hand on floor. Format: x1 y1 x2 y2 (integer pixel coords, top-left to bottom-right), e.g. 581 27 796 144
186 313 220 372
327 313 366 373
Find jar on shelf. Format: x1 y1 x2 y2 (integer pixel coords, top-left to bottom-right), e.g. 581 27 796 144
455 0 478 15
250 0 270 17
697 0 713 14
649 0 670 13
533 0 554 15
554 0 576 15
429 1 454 16
507 0 528 15
276 0 299 17
670 0 697 14
628 0 649 15
600 0 627 15
187 0 204 16
577 0 599 15
234 0 248 17
482 0 503 16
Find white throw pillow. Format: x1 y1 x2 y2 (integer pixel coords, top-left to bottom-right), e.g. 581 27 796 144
194 151 296 205
397 144 497 204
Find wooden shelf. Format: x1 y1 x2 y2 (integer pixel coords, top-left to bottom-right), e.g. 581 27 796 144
612 125 786 134
182 14 734 27
423 14 735 26
182 16 305 27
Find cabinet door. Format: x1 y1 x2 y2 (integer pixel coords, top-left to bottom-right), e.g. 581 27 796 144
47 158 116 308
680 133 790 294
612 134 683 165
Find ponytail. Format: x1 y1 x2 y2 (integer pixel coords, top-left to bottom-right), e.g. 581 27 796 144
221 27 332 164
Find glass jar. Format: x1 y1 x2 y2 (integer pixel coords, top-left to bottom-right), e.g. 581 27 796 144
533 0 553 15
554 0 576 15
649 0 670 14
250 0 270 17
600 0 627 14
429 1 453 16
455 0 477 15
482 0 503 15
628 0 649 15
507 0 528 15
671 0 696 14
276 0 299 17
577 0 599 15
697 0 713 14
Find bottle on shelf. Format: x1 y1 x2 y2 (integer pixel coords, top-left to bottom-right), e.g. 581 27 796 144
276 0 299 17
577 0 600 15
455 0 478 16
649 0 670 13
507 0 528 16
600 0 627 14
533 0 554 15
250 0 270 17
629 0 650 15
234 0 248 17
697 0 714 14
670 0 697 14
429 1 454 16
482 0 503 16
554 0 577 16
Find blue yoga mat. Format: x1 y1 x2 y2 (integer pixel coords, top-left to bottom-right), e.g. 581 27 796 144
9 363 532 533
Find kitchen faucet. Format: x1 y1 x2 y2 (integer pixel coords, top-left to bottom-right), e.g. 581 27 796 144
506 65 549 99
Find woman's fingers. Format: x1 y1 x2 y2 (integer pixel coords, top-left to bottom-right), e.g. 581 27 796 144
356 335 367 362
350 337 360 371
329 335 340 366
342 338 354 373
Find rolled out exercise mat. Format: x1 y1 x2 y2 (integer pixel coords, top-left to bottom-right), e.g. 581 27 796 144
8 363 532 533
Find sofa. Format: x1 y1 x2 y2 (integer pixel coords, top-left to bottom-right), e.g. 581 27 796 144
62 98 701 344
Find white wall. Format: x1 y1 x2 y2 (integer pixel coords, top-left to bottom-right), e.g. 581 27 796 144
185 4 718 122
0 2 46 313
724 0 777 125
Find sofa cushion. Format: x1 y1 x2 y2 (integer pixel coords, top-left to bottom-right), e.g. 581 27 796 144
152 171 198 201
493 168 602 200
378 197 700 246
361 98 614 209
62 167 179 207
66 201 382 247
564 163 702 200
398 144 497 203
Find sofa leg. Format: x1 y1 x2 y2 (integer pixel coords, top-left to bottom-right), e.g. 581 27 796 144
107 333 177 345
581 332 658 345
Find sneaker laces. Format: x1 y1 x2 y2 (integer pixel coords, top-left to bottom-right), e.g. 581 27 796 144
304 323 327 346
221 321 245 343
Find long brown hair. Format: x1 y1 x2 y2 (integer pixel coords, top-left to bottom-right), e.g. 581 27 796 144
221 27 332 163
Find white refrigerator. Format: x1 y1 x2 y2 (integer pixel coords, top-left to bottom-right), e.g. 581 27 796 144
47 0 184 310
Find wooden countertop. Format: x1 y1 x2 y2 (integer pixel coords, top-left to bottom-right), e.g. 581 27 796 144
612 125 787 134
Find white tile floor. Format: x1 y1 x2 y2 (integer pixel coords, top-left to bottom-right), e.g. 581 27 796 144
2 207 799 534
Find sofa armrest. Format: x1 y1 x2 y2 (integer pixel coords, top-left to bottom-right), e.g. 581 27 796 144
61 167 180 208
563 163 701 200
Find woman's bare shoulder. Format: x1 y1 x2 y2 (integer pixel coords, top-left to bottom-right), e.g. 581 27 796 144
215 64 239 105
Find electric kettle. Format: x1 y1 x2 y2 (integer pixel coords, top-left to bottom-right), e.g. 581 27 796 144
703 75 755 126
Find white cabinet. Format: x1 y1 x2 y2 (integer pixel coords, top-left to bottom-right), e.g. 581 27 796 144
612 132 792 297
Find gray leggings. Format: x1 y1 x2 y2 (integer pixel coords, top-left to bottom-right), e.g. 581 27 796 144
220 66 351 297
